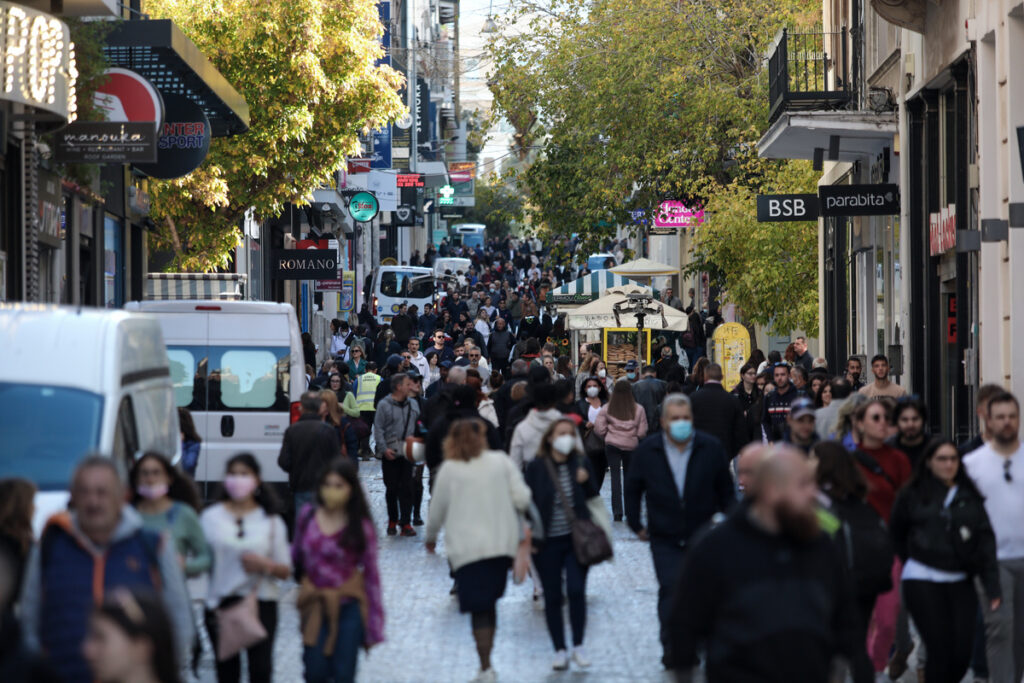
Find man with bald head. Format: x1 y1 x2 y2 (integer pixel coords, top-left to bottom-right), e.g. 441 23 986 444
735 442 769 497
20 457 194 681
668 447 868 683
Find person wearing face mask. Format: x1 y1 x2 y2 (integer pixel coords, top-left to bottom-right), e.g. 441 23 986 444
200 454 292 683
292 458 384 683
129 453 211 579
624 393 734 667
524 419 601 671
591 360 614 394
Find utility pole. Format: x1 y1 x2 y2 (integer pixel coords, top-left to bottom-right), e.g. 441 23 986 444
406 0 418 264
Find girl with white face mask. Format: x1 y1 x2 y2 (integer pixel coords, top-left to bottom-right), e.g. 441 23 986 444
200 454 292 683
575 378 610 492
523 419 602 672
129 452 211 579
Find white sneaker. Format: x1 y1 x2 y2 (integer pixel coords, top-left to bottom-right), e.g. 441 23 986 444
571 647 591 668
470 668 496 683
552 650 569 670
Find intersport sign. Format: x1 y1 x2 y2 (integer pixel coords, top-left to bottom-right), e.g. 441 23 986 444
819 184 899 217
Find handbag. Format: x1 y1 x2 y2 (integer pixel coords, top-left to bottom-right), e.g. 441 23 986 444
543 458 613 567
582 425 604 453
214 515 276 660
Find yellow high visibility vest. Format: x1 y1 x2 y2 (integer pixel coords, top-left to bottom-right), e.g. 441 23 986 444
355 373 381 411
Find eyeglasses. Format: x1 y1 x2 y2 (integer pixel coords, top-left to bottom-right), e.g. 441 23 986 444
1005 459 1014 483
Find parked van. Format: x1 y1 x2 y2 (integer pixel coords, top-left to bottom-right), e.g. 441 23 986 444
126 300 304 496
0 305 179 533
367 265 433 323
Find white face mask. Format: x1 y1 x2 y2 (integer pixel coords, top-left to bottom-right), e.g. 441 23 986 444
597 369 607 378
586 386 600 398
552 434 576 455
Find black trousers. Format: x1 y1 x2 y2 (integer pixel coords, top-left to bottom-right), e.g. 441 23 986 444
585 449 607 493
382 456 413 525
650 539 686 664
204 599 278 683
412 464 425 520
903 579 978 683
534 534 589 651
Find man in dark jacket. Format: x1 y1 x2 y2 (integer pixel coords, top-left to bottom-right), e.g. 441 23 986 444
690 363 748 459
668 447 868 683
493 359 529 432
278 392 341 517
390 304 415 345
487 317 516 378
761 363 798 442
632 365 667 434
625 393 734 665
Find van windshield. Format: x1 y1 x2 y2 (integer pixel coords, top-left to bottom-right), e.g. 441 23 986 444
380 271 433 299
0 383 103 491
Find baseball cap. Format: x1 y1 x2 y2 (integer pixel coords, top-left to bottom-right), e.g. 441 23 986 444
440 360 453 369
387 354 403 368
625 359 639 371
406 368 422 380
790 397 816 420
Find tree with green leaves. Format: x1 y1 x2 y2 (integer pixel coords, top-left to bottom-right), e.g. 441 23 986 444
487 0 820 333
146 0 405 271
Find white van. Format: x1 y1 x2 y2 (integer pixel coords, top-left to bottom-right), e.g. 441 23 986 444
368 265 433 323
126 300 303 496
0 305 179 532
433 257 472 281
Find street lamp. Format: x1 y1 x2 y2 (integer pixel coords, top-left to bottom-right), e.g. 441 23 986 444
482 0 498 33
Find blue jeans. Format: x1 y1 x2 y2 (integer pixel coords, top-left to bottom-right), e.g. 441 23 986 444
302 601 364 683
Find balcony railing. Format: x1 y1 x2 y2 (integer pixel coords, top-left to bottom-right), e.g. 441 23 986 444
768 28 851 124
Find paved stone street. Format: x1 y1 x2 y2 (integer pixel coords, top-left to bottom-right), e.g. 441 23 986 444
197 459 671 683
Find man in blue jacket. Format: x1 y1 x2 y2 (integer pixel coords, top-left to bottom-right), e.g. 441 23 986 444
625 393 734 667
20 457 194 682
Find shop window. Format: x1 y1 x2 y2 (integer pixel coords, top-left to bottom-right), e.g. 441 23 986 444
104 216 124 308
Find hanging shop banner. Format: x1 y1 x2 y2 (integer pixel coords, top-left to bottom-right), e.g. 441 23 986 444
819 184 899 216
340 271 356 312
0 3 78 123
271 249 338 280
54 68 162 164
653 201 703 234
348 191 380 222
416 78 430 143
756 194 819 222
135 93 211 179
929 204 957 256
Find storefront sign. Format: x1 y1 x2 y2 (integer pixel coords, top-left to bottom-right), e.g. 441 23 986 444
136 93 211 179
394 205 415 226
438 185 455 206
347 158 373 174
397 173 424 187
348 191 379 222
819 184 899 216
271 249 338 280
449 161 475 182
94 68 162 130
929 204 956 256
655 201 703 230
0 4 78 123
54 121 157 163
756 194 819 222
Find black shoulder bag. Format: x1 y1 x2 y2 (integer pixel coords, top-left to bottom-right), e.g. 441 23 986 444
543 458 613 567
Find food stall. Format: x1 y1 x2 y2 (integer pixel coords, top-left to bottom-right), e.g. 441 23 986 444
564 285 689 378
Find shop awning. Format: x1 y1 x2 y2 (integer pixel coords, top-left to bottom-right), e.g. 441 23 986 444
104 20 249 137
870 0 925 33
145 273 246 300
564 286 689 331
547 270 645 307
609 258 678 279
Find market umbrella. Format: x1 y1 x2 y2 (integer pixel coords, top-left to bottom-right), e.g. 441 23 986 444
564 286 689 331
608 258 679 279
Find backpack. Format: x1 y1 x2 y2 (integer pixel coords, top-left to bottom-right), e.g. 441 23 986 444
832 498 894 598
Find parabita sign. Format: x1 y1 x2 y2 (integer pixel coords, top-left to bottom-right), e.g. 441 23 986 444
819 184 900 217
270 249 338 280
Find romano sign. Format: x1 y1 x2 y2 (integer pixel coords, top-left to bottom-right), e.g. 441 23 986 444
819 184 900 217
271 249 338 280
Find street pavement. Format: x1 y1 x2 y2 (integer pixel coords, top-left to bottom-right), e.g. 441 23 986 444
193 459 945 683
197 458 671 682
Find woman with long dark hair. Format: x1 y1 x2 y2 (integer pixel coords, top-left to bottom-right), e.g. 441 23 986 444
889 439 1001 683
178 407 202 477
730 362 760 410
425 418 531 682
200 454 291 683
0 478 35 600
594 379 648 521
129 453 210 579
83 588 182 683
575 376 609 491
292 458 383 682
524 418 600 671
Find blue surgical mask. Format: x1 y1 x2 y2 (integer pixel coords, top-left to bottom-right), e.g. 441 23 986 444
626 372 636 380
669 419 693 443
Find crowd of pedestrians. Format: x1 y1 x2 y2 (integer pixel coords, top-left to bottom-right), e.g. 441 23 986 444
1 235 1024 683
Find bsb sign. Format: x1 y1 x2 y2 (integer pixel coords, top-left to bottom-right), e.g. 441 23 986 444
756 194 818 222
271 249 338 280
